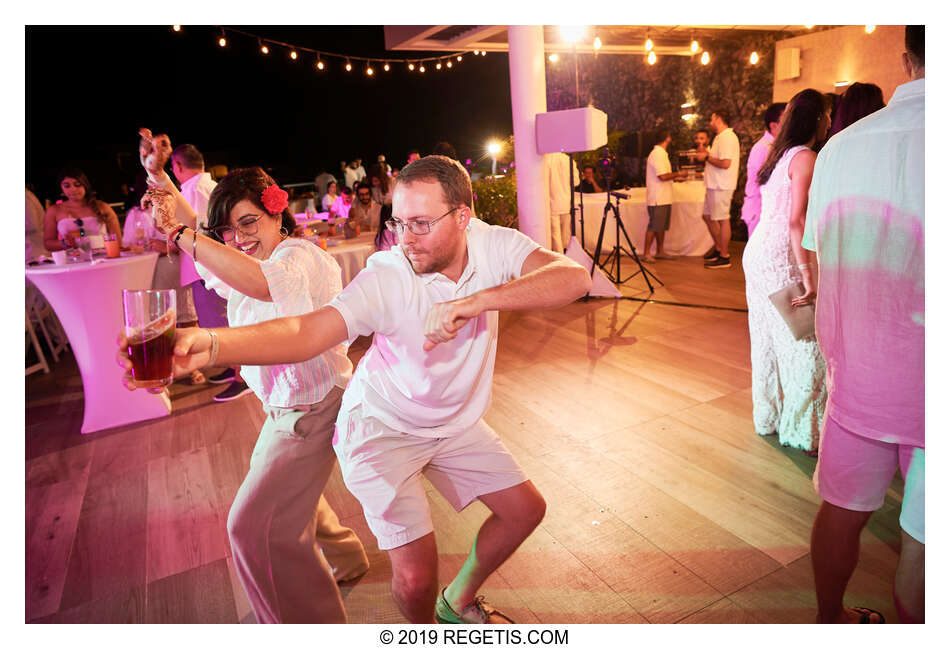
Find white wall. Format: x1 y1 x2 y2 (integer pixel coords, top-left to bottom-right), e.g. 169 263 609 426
773 25 908 103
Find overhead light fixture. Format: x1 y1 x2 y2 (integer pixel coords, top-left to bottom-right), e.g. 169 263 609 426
436 61 442 70
865 25 876 34
701 51 710 65
593 36 602 51
316 56 325 70
218 29 227 47
691 40 700 54
384 63 390 71
446 60 452 68
259 39 269 55
749 51 759 65
805 25 815 29
559 25 586 43
457 55 463 61
645 34 654 51
345 60 352 71
366 63 374 76
419 65 426 73
548 53 559 63
648 50 657 65
172 25 181 32
290 50 298 60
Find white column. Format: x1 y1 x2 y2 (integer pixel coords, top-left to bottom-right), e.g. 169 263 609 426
507 25 549 248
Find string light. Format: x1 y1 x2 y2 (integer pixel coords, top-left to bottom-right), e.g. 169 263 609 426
481 51 487 56
548 53 559 62
749 51 759 65
559 25 586 43
436 61 442 70
865 25 876 34
218 30 227 48
804 25 815 29
316 55 325 70
691 40 700 54
446 60 452 68
290 49 298 60
645 34 654 52
457 55 462 61
419 65 426 73
593 36 602 51
366 63 374 76
648 50 657 65
408 62 415 71
259 39 269 55
345 59 352 71
172 25 181 32
701 51 710 65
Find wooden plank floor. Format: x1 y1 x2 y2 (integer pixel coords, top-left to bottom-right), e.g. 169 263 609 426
25 244 904 624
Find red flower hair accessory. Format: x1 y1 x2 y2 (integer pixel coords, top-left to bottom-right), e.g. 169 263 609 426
261 184 289 215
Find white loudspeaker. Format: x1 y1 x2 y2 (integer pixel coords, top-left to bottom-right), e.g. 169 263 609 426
536 107 609 154
564 237 622 298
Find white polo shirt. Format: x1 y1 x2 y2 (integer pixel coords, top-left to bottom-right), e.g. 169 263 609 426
704 127 741 190
179 171 217 285
645 145 673 206
329 218 540 437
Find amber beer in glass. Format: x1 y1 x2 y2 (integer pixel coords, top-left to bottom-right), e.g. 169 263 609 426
123 289 176 388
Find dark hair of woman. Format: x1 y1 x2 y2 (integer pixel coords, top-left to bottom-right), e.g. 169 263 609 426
57 166 106 224
370 163 391 195
828 82 885 138
375 203 395 250
757 89 828 186
205 166 297 243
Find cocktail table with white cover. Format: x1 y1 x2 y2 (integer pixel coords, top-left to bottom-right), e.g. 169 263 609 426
312 232 377 287
574 180 713 257
25 252 172 434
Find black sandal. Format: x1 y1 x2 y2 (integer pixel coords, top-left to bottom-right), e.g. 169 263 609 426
853 607 886 623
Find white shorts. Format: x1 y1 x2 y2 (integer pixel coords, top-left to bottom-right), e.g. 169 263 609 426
814 414 925 543
332 406 529 550
703 188 733 221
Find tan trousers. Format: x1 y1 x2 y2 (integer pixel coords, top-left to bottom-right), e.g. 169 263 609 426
227 387 369 623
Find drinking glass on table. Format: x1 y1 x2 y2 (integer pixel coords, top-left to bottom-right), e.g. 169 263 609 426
123 289 176 389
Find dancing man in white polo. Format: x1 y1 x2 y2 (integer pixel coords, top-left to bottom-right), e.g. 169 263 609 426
121 155 592 623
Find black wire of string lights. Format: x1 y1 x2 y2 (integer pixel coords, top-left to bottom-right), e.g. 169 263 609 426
170 25 490 75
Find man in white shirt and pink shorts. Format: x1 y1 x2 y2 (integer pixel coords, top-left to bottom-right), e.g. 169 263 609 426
133 155 593 624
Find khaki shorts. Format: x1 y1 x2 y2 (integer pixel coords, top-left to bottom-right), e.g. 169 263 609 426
332 406 529 550
814 414 924 543
703 188 733 221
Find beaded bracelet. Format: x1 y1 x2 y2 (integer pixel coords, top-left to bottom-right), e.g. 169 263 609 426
192 229 198 262
172 225 188 249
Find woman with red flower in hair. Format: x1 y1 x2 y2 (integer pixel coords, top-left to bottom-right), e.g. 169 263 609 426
138 130 368 624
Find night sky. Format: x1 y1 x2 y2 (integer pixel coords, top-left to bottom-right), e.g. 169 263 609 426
25 25 514 203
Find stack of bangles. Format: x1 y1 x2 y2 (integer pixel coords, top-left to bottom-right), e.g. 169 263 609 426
171 224 198 261
797 263 815 270
206 328 219 366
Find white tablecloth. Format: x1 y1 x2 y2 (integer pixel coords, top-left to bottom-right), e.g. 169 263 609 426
309 232 377 287
25 252 172 434
573 180 713 256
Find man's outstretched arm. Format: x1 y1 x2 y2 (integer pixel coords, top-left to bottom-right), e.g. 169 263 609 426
423 248 591 350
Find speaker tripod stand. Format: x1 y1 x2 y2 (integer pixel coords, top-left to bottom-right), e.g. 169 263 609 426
590 191 663 293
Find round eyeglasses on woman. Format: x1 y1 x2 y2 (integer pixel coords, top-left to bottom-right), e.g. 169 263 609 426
385 207 459 236
210 215 263 243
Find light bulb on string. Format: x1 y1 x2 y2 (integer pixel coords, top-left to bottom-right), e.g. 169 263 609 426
366 63 374 76
384 62 390 71
457 55 463 61
408 62 415 71
436 61 442 70
648 50 657 65
218 29 227 48
259 39 269 55
865 25 876 34
805 25 815 29
290 50 298 60
316 56 325 71
593 36 602 51
481 50 487 56
749 51 759 65
345 60 352 72
690 33 699 54
645 33 654 51
446 60 452 68
701 51 710 65
172 25 181 32
548 53 559 63
419 65 426 73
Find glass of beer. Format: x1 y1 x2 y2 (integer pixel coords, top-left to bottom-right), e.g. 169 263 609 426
123 289 177 389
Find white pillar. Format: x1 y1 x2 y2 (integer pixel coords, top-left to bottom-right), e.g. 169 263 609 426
507 25 549 248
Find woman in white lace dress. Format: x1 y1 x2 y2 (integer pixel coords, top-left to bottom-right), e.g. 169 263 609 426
742 89 831 453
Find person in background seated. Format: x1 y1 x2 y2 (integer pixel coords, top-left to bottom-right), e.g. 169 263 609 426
374 203 397 252
137 156 369 623
575 165 604 193
828 82 885 139
314 168 337 206
369 163 394 206
377 154 392 176
321 180 339 212
350 182 382 230
43 167 121 251
741 102 787 237
26 186 46 260
329 186 354 221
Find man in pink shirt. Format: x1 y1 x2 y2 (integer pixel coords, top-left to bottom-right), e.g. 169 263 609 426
803 26 925 624
740 102 785 237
